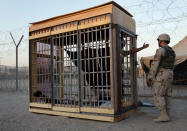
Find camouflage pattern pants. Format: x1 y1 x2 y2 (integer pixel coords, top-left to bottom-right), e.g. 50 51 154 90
153 69 173 111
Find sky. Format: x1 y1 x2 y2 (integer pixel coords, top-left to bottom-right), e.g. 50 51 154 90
0 0 187 66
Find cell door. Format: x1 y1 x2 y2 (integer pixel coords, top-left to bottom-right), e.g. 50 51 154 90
52 31 80 111
117 25 137 111
52 24 113 111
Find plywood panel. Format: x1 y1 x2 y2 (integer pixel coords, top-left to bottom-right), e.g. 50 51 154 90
30 103 52 108
80 107 114 114
29 15 111 40
30 4 113 32
78 15 111 30
30 108 114 122
51 25 77 36
29 107 136 122
112 5 136 34
30 32 51 40
53 106 79 112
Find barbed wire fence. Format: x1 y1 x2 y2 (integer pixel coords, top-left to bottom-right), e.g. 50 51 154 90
123 0 187 53
0 0 187 96
124 0 187 98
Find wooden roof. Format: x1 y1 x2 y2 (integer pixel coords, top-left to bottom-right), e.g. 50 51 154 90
30 1 132 25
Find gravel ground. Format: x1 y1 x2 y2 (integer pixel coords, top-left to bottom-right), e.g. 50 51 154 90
0 90 187 131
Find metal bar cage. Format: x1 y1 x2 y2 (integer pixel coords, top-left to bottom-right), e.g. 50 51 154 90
29 13 137 121
117 25 137 113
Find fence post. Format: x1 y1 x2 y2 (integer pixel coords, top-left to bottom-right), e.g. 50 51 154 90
10 32 24 91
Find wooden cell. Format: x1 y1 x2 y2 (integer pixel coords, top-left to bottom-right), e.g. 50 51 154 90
29 1 137 122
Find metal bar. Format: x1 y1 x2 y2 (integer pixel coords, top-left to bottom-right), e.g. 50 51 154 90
77 21 82 109
17 35 24 47
116 24 135 37
62 34 65 106
29 40 32 102
83 29 86 105
87 28 90 106
16 47 18 91
42 39 46 103
91 27 95 107
100 26 104 104
48 37 51 103
38 40 40 102
72 32 75 106
10 32 17 46
96 26 99 107
104 25 108 100
133 36 137 106
62 35 65 106
85 29 88 106
69 33 72 107
50 30 54 106
127 35 130 106
57 35 59 106
65 32 68 105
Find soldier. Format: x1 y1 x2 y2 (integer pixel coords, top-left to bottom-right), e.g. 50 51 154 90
147 34 176 122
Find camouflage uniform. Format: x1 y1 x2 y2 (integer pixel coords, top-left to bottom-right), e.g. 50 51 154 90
148 45 175 111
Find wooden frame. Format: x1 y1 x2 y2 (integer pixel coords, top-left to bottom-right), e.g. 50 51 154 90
29 107 136 122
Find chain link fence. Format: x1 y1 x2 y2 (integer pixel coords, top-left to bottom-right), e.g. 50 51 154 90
0 66 28 92
0 79 28 91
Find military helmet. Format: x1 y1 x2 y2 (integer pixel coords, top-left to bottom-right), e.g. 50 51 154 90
157 34 170 43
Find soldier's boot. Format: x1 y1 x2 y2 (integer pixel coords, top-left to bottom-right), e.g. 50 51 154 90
166 108 170 116
166 96 171 117
153 109 170 122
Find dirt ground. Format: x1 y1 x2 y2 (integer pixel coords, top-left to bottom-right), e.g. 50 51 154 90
0 90 187 131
